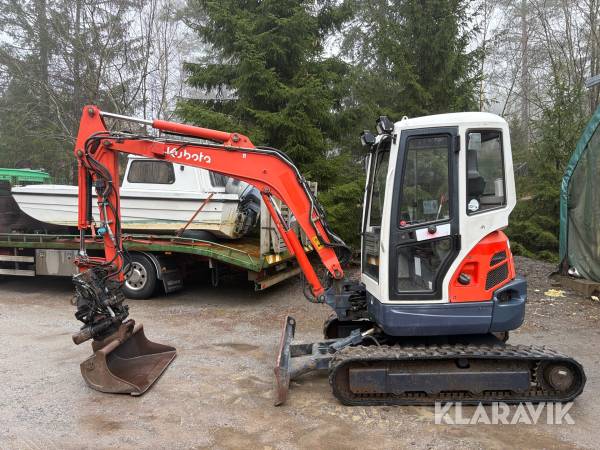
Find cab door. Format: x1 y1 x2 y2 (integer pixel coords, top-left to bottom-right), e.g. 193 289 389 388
388 128 460 301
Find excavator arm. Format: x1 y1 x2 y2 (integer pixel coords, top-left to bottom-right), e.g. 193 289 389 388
75 105 346 296
71 105 349 396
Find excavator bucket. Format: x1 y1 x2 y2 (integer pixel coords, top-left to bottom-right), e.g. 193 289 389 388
80 322 176 396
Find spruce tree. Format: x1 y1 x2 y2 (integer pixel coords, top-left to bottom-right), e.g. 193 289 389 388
179 0 481 249
179 0 351 188
342 0 480 119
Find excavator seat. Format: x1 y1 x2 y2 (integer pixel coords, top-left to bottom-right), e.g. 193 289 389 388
80 321 176 395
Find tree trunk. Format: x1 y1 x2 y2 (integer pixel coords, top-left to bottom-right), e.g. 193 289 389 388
34 0 50 119
589 0 600 112
520 0 530 151
71 0 83 185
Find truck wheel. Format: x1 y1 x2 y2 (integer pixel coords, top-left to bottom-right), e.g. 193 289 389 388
123 253 157 299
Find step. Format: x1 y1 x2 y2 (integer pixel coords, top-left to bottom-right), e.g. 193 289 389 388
0 268 35 276
0 255 34 263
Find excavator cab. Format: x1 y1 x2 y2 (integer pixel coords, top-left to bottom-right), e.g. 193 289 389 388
360 114 523 336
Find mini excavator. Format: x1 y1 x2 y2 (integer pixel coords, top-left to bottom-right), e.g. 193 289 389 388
71 105 585 405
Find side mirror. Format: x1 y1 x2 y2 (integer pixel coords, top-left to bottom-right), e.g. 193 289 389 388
360 130 376 148
376 116 394 135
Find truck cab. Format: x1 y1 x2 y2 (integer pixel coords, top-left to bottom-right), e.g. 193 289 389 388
122 155 230 193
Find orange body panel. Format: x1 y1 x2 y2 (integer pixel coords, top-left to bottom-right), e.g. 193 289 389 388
449 231 516 303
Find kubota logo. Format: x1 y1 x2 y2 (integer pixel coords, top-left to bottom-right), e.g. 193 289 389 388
165 146 212 164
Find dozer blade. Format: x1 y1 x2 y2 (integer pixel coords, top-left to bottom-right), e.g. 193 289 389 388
273 316 334 405
80 322 176 396
274 316 296 406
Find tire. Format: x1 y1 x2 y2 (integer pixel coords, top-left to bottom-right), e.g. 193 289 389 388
123 253 158 299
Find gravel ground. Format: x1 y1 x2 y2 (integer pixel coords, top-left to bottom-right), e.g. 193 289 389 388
0 256 598 449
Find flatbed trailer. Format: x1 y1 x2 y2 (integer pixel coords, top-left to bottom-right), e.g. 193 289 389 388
0 198 309 299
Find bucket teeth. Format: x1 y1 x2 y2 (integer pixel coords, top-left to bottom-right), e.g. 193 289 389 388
80 322 176 395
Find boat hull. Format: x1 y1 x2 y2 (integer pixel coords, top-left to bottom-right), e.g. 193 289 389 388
10 185 254 239
0 182 72 234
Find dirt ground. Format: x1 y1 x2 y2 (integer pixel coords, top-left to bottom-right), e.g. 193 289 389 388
0 256 599 449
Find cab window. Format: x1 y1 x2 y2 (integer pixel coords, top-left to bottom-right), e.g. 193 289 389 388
363 146 390 281
398 136 450 226
466 130 505 214
368 150 390 227
209 171 228 188
127 160 175 184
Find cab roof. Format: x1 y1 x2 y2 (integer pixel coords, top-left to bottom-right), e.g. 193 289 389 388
395 112 507 130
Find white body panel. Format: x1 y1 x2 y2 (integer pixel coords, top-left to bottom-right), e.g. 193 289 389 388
11 156 260 239
361 112 515 305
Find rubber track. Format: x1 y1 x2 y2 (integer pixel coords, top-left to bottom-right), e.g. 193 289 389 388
329 343 586 406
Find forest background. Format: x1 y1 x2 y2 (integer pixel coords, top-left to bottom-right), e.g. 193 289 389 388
1 0 599 260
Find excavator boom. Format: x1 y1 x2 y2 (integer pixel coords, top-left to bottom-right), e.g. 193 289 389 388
75 106 345 297
71 105 347 395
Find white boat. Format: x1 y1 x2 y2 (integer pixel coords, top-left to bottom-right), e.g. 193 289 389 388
10 156 261 239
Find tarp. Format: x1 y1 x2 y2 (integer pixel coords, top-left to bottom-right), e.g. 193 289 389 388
559 105 600 281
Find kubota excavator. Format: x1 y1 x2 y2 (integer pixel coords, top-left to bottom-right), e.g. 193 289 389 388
71 105 585 405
